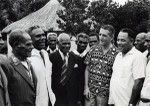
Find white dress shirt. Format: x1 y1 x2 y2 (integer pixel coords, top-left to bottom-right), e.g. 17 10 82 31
109 47 146 106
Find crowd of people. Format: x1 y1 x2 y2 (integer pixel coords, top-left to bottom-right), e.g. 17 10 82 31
0 24 150 106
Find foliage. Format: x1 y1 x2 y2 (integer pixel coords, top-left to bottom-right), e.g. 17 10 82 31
0 0 49 30
57 0 150 40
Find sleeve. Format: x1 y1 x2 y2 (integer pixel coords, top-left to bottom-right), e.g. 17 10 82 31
84 48 93 65
132 54 147 80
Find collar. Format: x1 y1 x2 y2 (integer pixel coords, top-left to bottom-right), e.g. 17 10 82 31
31 48 41 57
10 55 21 65
47 46 58 52
119 46 136 57
72 49 88 58
59 49 68 60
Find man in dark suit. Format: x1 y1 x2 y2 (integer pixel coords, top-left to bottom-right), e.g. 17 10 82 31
1 29 37 106
50 33 78 106
0 55 11 106
70 33 89 106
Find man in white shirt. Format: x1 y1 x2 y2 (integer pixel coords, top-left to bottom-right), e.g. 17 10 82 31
109 28 147 106
27 26 55 106
139 32 150 106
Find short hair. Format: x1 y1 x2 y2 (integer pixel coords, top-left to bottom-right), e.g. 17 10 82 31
120 28 135 41
58 33 70 42
136 32 147 40
89 32 99 41
101 24 115 38
76 33 89 41
27 25 43 37
47 32 57 38
9 29 27 48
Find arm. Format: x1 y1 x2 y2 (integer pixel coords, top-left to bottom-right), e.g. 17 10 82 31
129 78 144 106
84 65 90 100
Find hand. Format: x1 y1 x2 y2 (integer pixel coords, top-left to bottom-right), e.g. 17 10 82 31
84 87 91 100
141 98 150 103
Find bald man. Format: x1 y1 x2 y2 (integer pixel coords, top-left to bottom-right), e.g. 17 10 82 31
134 32 147 52
50 33 79 106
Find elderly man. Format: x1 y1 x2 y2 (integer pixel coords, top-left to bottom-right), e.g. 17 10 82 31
47 32 58 54
1 29 36 106
134 32 147 52
84 25 118 106
109 28 147 106
139 32 150 106
27 26 55 106
89 32 99 47
50 33 75 106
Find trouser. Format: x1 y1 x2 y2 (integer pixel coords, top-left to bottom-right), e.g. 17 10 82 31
85 94 108 106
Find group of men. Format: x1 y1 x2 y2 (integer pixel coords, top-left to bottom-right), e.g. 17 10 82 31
0 24 150 106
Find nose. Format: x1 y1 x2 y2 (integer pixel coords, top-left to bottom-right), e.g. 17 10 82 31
144 41 147 47
134 41 137 45
41 35 46 40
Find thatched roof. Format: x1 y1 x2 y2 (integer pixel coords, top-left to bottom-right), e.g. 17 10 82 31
2 0 64 34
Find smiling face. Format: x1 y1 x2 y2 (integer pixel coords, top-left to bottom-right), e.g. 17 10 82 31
99 28 112 47
47 34 57 50
117 31 133 54
31 28 46 50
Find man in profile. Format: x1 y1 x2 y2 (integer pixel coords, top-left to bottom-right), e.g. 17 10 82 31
134 32 147 52
1 29 37 106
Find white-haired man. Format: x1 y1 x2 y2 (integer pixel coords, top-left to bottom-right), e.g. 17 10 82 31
50 33 79 106
47 32 58 54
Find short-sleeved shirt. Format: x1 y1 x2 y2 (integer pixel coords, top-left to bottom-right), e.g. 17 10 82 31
84 44 118 97
109 47 146 106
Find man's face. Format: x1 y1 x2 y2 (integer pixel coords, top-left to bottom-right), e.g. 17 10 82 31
58 39 71 55
117 31 133 54
14 33 33 59
134 33 146 52
31 28 46 50
144 35 150 53
76 37 88 52
47 35 57 49
99 28 112 47
89 36 98 47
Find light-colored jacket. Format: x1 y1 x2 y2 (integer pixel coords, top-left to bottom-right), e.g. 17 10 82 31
29 49 56 106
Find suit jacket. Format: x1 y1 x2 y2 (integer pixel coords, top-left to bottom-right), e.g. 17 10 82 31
0 55 11 106
1 56 37 106
49 50 78 106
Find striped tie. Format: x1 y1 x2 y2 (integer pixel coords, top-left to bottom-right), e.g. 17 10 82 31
60 56 68 86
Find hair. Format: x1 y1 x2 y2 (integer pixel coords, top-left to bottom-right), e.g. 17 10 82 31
76 32 89 41
47 32 57 38
27 25 41 37
9 29 27 48
120 28 135 41
101 24 115 38
136 32 147 40
89 32 99 41
58 33 70 42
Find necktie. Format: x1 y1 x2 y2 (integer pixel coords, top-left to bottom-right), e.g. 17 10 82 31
60 55 68 86
40 50 45 66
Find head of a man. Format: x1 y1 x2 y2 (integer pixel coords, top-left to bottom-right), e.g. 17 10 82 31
9 29 33 61
134 32 147 52
47 32 57 50
28 26 46 50
117 28 135 55
58 33 71 55
144 32 150 53
76 33 89 53
89 32 99 47
99 24 115 47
